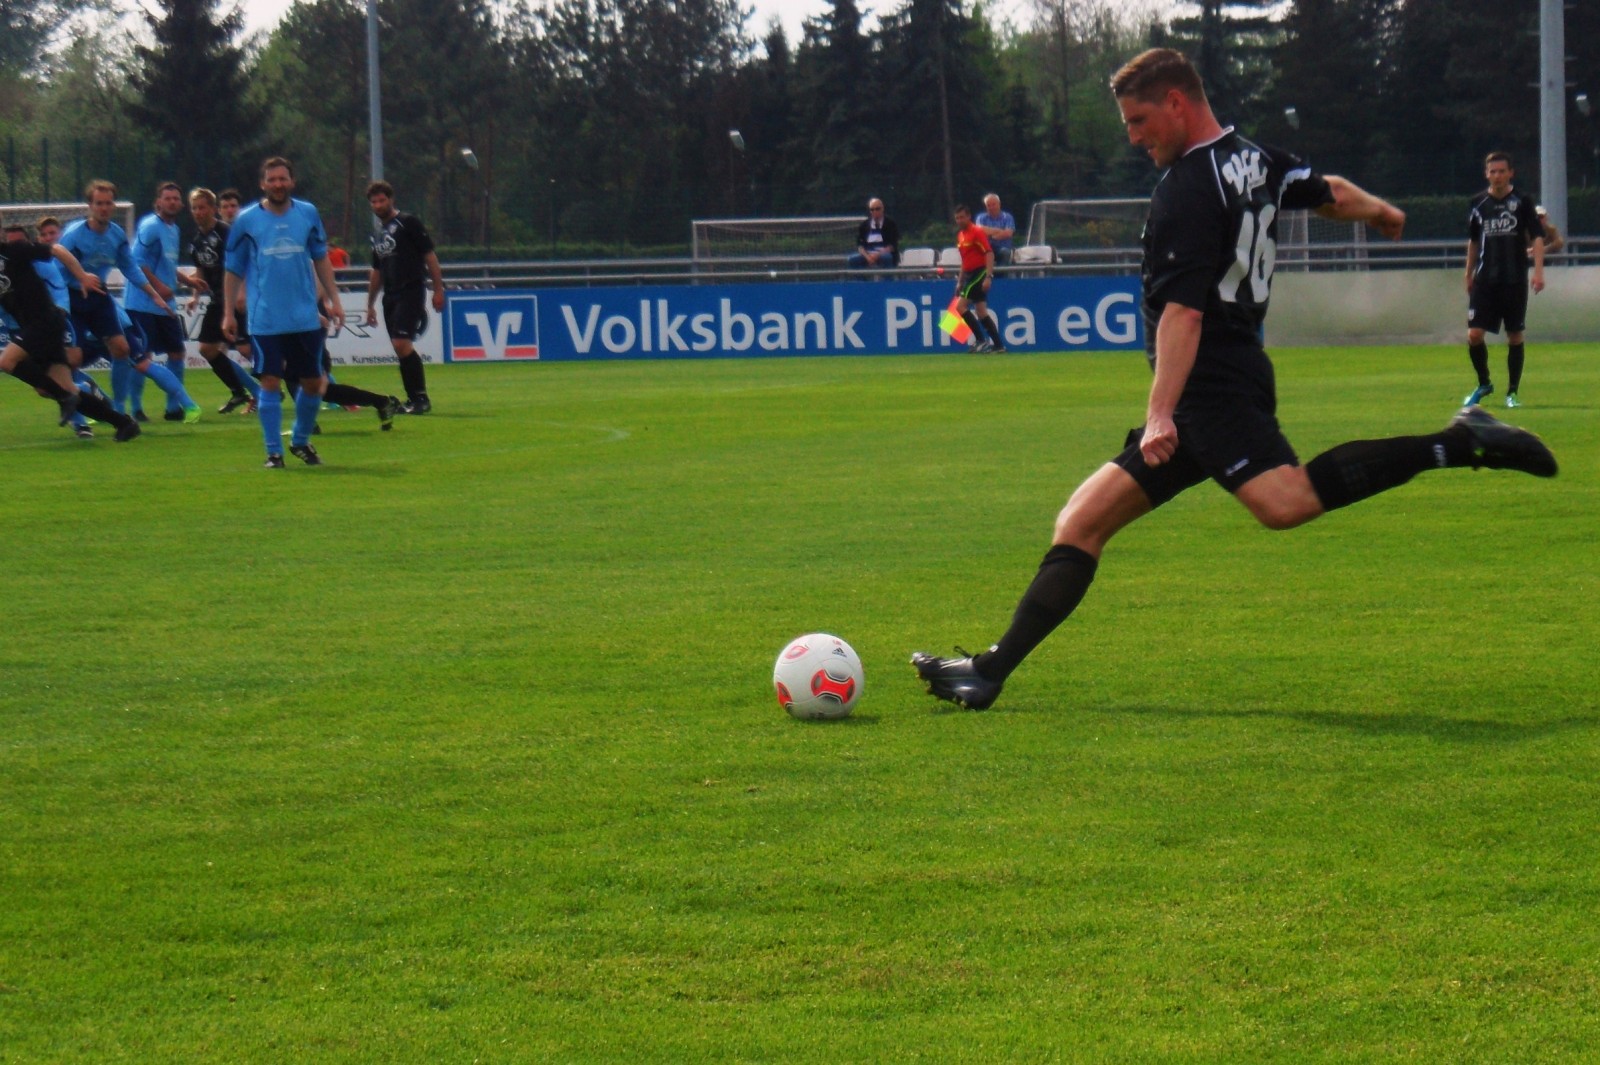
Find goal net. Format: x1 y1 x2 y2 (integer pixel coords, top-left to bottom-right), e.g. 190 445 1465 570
1025 198 1370 268
0 200 137 239
691 216 863 272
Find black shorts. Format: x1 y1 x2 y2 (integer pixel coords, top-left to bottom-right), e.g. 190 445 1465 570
197 299 250 346
254 330 326 381
1113 343 1299 506
68 289 123 341
10 308 74 366
1468 282 1528 335
382 289 427 341
127 309 185 356
956 269 989 303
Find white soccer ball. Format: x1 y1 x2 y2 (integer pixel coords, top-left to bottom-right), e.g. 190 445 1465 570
773 633 863 720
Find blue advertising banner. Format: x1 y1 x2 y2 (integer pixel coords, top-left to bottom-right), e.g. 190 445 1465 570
443 277 1143 363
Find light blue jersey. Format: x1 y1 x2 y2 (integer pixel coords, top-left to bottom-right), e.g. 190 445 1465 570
125 213 180 315
58 218 138 285
33 256 70 311
224 198 327 336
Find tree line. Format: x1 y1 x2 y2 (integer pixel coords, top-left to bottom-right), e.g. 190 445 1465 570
1 0 1596 258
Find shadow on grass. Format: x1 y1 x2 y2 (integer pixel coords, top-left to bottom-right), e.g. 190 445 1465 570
1097 703 1597 743
790 714 880 726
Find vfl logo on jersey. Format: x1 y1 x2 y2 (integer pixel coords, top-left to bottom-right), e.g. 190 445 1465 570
371 230 398 259
448 293 540 360
193 241 220 268
1220 150 1268 196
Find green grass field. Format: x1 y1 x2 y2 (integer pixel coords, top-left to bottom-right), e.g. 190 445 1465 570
2 343 1597 1062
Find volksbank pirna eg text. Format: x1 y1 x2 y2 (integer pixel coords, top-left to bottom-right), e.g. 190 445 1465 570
443 279 1143 362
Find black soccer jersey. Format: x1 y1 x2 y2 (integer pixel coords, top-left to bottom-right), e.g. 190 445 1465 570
190 222 229 293
1141 129 1333 359
1468 188 1543 286
0 241 64 328
370 212 434 293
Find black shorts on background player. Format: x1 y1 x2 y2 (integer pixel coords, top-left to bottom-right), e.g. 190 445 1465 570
381 290 426 341
1468 283 1527 336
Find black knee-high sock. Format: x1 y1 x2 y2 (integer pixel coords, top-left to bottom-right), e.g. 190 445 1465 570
1507 343 1525 394
961 310 984 339
1468 342 1491 386
75 392 133 429
981 313 1003 345
1304 429 1474 512
323 381 386 408
7 359 68 395
207 355 248 395
398 353 427 400
974 545 1099 682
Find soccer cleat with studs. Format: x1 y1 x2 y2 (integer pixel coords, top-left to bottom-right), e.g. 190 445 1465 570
263 453 285 469
132 409 150 423
56 393 80 427
219 392 252 414
164 408 185 421
911 648 1005 710
378 395 402 431
289 443 322 466
1451 405 1557 478
73 423 94 439
403 395 432 415
1464 382 1494 406
1505 392 1521 409
115 420 141 443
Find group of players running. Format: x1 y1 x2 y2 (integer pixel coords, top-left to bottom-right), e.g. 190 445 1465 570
0 166 442 468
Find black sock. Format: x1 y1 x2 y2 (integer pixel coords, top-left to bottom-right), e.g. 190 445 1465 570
1468 342 1490 387
974 545 1099 682
962 310 984 339
1507 343 1525 394
398 353 428 400
208 356 247 395
7 359 68 396
1304 429 1472 511
982 314 1003 345
323 382 385 408
76 392 132 428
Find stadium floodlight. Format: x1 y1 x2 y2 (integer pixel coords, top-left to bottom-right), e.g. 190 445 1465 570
1578 93 1593 118
1284 106 1300 130
729 129 746 152
459 147 480 170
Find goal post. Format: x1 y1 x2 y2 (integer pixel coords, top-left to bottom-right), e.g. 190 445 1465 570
0 200 137 238
691 216 863 270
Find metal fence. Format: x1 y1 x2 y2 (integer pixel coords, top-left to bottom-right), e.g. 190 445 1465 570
409 236 1598 291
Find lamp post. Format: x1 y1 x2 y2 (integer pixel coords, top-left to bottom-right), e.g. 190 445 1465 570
1579 93 1597 188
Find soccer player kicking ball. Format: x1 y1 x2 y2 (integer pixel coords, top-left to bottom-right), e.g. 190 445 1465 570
952 204 1005 353
222 157 344 468
911 48 1557 711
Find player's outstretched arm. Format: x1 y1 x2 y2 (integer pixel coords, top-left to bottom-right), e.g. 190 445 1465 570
1316 176 1405 240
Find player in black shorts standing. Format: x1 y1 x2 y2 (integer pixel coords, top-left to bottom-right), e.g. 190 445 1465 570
1464 152 1545 409
187 187 261 413
910 48 1558 711
0 231 140 440
365 180 445 413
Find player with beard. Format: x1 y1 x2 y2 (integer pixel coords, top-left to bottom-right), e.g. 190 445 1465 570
911 48 1558 711
365 180 445 413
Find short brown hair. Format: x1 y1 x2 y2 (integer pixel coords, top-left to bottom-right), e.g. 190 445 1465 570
85 179 117 203
36 215 61 231
154 180 181 198
218 188 241 204
260 155 294 178
1485 151 1513 168
189 187 216 207
1110 48 1206 104
366 180 394 199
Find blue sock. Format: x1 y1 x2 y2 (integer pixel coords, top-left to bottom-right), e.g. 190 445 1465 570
291 388 321 447
129 363 147 413
165 354 185 412
258 389 283 453
233 362 261 399
110 359 131 412
142 361 194 409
